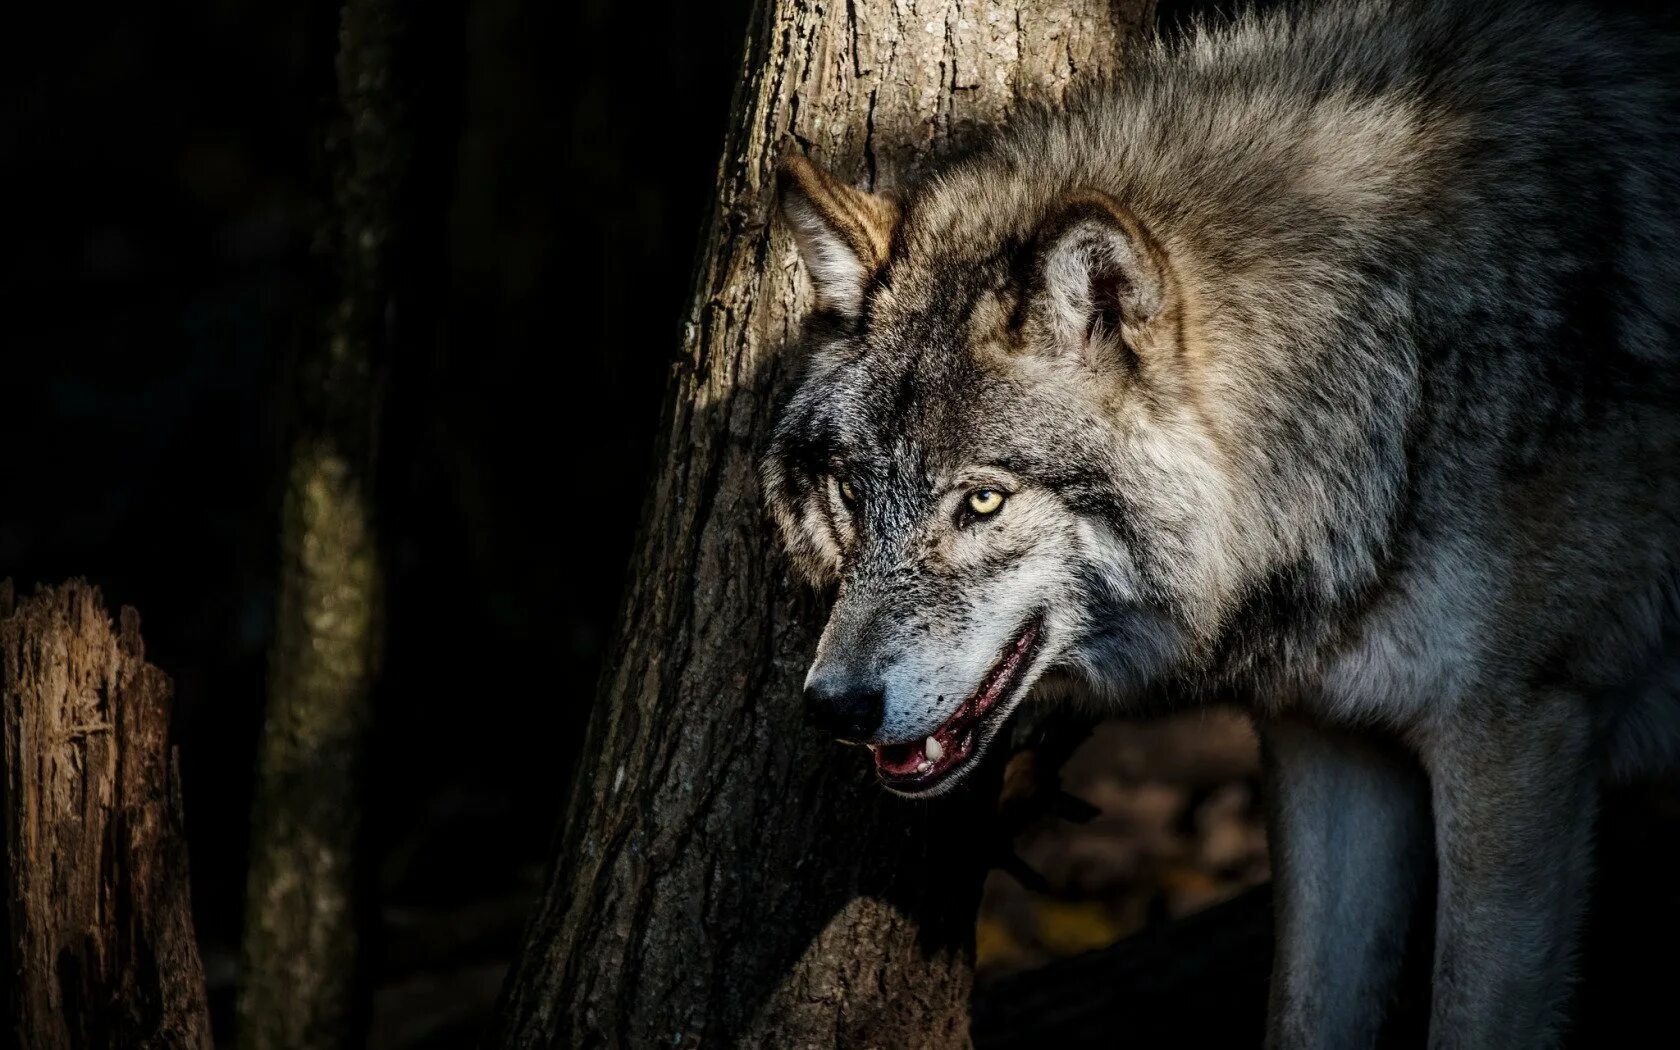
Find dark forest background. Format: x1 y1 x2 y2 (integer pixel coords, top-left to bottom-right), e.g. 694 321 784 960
7 0 753 1041
7 0 1680 1047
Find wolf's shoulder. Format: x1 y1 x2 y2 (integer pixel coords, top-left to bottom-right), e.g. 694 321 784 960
1125 0 1671 104
984 0 1677 181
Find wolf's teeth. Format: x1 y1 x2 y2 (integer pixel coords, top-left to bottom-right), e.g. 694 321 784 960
925 736 944 762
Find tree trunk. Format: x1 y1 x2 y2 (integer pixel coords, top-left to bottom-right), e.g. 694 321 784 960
238 1 411 1045
490 3 1153 1046
0 580 212 1050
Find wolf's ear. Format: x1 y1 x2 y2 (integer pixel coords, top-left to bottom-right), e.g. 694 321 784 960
778 155 899 319
1036 192 1170 366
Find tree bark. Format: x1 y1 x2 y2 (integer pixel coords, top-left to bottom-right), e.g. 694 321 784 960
238 0 410 1046
0 580 212 1050
490 3 1154 1046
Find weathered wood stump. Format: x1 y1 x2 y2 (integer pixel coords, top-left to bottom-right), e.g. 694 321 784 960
0 580 211 1050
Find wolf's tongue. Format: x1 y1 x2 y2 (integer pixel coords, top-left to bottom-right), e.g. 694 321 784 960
874 740 927 776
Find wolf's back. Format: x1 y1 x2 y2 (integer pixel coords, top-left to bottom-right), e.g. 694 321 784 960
941 0 1680 372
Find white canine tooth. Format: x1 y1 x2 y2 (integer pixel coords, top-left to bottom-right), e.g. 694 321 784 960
924 736 944 762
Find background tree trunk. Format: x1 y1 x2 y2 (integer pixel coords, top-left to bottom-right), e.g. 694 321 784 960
238 0 412 1045
0 580 212 1050
490 2 1154 1046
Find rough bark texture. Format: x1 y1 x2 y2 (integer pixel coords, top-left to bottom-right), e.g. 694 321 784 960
0 580 212 1050
491 2 1154 1046
237 0 406 1046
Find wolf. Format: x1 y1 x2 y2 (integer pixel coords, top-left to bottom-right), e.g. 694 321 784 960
759 0 1680 1044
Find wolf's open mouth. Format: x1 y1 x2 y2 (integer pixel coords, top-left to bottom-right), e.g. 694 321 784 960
870 615 1044 794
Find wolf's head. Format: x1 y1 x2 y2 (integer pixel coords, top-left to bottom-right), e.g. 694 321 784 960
759 139 1391 795
759 152 1240 798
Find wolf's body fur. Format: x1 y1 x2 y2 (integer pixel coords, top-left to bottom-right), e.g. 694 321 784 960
762 0 1680 1044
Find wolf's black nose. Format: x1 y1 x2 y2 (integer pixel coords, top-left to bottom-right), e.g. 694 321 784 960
803 674 885 744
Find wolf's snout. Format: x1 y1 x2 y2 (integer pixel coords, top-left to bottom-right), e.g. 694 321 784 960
802 669 885 744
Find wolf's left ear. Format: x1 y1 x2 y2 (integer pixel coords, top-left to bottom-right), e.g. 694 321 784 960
778 155 900 319
1036 192 1170 366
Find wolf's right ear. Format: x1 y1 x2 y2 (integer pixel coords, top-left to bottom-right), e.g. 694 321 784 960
1036 192 1171 368
778 155 899 319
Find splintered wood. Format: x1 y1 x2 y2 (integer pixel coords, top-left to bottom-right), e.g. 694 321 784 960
1 580 210 1049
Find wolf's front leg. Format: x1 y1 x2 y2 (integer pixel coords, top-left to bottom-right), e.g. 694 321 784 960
1420 699 1597 1050
1262 719 1433 1050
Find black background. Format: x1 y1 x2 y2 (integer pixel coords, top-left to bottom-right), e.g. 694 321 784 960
7 0 751 1039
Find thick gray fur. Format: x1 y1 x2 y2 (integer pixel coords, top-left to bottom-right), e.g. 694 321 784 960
761 1 1680 1045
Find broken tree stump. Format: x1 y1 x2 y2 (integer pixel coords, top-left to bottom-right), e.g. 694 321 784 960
0 579 211 1050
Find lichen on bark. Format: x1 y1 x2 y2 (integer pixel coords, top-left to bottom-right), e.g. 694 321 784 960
240 442 383 1050
237 0 408 1044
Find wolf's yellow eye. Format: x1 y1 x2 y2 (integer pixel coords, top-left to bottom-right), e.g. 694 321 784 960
835 477 859 508
967 489 1005 516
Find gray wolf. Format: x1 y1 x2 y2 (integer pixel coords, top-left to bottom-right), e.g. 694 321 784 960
759 0 1680 1045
